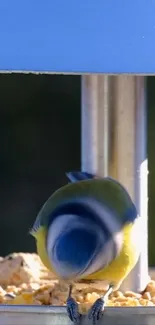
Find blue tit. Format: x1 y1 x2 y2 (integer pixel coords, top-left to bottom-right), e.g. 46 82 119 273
31 171 141 325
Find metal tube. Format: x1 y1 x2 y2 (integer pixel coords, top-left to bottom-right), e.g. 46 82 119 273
81 75 148 292
81 75 110 176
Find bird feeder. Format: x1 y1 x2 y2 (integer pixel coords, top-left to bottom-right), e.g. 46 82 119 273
0 0 154 324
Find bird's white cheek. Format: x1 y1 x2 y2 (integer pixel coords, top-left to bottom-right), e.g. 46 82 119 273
46 214 75 258
80 230 123 278
46 213 88 260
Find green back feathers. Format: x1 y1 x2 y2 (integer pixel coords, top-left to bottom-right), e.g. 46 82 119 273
31 177 136 234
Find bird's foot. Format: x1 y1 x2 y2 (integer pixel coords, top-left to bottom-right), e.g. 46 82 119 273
88 298 105 325
66 296 81 324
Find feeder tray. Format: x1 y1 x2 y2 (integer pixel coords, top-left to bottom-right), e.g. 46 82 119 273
1 305 155 325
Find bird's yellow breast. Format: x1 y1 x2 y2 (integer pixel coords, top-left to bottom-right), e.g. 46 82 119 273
32 227 57 275
33 218 141 288
84 218 141 288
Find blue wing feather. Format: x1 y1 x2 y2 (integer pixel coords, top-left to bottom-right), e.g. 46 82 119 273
66 171 97 183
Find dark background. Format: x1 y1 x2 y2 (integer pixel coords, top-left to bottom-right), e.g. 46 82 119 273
0 74 154 265
0 74 80 255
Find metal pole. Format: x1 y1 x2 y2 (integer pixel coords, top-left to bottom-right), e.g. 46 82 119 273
81 75 110 176
81 75 149 292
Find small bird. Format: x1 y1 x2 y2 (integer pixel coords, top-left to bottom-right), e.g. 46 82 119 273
31 171 141 325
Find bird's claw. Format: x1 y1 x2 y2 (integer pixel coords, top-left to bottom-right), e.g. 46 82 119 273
88 298 105 325
66 297 81 324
